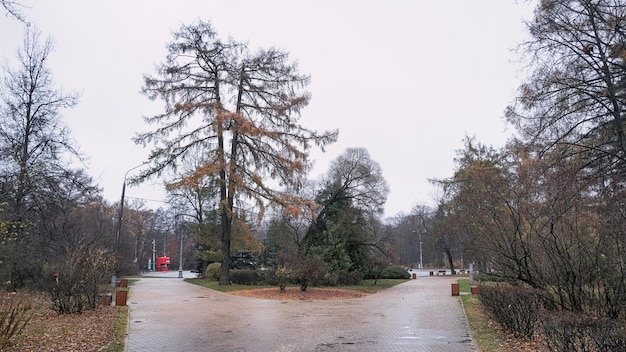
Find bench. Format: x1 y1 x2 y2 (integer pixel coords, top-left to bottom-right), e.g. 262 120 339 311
437 270 446 276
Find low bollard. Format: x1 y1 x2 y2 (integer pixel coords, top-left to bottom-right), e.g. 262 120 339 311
116 290 127 306
451 283 460 296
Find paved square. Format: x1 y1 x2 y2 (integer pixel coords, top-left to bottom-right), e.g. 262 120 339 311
126 272 477 352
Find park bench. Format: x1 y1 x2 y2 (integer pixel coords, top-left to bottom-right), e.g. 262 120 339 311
437 270 446 275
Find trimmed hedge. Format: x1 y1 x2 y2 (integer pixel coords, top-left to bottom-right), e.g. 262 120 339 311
542 311 626 352
229 270 260 285
379 266 411 279
479 284 546 339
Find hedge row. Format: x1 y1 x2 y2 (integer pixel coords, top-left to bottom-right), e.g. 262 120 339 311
479 284 626 351
479 284 546 340
203 265 410 286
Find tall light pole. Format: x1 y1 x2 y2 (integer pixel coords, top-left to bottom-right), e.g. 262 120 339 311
115 163 147 253
178 232 184 278
412 230 424 270
112 163 147 286
419 233 423 270
173 214 187 278
152 239 156 271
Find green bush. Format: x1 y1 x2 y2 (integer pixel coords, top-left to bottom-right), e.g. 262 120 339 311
229 270 259 285
259 269 278 285
380 266 411 279
205 262 221 281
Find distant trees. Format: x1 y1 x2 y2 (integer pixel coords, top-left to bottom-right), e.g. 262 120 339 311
503 0 626 318
412 1 626 324
134 20 337 284
0 27 99 288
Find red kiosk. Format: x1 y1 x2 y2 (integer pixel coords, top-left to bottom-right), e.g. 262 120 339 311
155 256 171 272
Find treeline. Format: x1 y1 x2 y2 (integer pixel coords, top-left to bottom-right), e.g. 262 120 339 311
386 1 626 349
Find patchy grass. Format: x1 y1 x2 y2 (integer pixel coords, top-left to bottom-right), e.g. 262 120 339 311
186 278 408 295
186 279 275 292
459 279 549 352
103 306 127 352
457 278 472 293
187 278 409 301
458 278 508 351
462 294 509 352
230 287 369 300
336 279 409 293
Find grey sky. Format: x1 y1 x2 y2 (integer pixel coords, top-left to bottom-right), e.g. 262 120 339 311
1 1 535 217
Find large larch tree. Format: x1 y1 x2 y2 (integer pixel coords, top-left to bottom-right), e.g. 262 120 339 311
134 20 337 284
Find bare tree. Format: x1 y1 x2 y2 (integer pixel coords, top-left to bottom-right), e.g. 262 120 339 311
134 20 337 284
503 0 626 317
507 0 626 172
0 26 80 287
1 0 26 22
0 26 79 221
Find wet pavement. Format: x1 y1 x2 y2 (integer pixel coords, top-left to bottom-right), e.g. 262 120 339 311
125 271 478 352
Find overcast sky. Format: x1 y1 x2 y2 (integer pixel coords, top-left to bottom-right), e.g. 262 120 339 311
1 1 535 217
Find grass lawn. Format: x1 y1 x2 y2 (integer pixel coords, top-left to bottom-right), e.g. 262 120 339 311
186 278 408 294
106 307 128 352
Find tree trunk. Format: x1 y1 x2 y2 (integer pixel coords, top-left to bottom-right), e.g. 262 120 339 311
445 249 456 275
219 209 231 285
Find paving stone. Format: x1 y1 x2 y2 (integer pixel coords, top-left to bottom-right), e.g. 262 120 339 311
125 272 478 352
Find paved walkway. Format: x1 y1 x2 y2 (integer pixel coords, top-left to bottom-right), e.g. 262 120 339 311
125 271 477 352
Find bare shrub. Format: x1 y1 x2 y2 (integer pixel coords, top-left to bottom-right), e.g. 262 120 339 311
479 284 546 339
542 311 626 352
0 294 32 347
45 247 115 314
296 256 326 292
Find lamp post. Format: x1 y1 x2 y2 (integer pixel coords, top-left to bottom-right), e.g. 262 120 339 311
115 163 147 252
152 239 156 271
419 233 423 270
172 215 187 278
178 232 184 278
112 163 147 286
412 230 424 270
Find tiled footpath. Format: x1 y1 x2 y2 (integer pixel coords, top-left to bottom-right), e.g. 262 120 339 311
125 272 478 352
